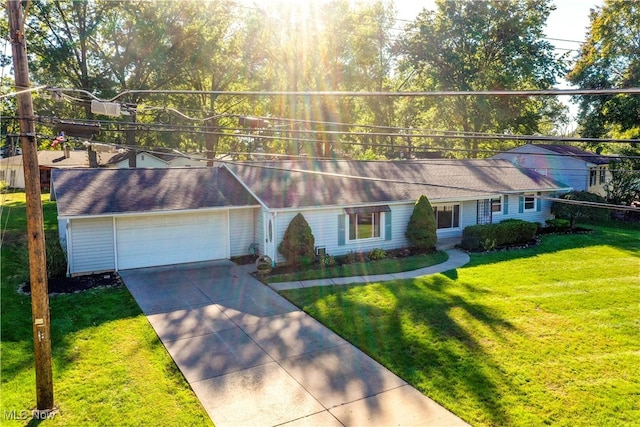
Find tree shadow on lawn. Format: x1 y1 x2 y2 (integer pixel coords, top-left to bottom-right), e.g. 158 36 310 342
1 283 146 383
285 274 520 426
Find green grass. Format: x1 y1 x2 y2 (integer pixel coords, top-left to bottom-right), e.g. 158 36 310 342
280 222 640 426
1 192 212 426
268 251 449 283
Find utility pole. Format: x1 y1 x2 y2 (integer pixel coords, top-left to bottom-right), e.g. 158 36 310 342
8 0 55 411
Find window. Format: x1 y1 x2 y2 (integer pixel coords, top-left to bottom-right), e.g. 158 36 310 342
599 167 606 184
9 170 16 187
589 169 597 186
348 212 381 240
491 197 502 213
524 193 536 211
434 204 460 229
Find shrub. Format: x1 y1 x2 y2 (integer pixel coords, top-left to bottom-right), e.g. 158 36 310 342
318 254 336 267
461 219 537 251
0 180 8 193
369 248 386 261
277 213 315 266
406 195 437 252
551 191 610 229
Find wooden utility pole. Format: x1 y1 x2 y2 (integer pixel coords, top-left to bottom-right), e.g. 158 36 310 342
8 0 55 411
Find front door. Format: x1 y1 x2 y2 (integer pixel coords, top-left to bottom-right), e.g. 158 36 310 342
263 212 275 264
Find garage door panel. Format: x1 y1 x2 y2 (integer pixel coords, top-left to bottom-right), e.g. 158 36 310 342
116 212 228 270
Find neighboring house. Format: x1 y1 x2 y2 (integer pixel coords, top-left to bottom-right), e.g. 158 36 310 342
0 150 120 191
105 150 206 168
52 159 570 275
0 155 24 188
492 144 612 196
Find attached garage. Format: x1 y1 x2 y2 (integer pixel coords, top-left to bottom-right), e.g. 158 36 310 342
115 211 228 270
52 167 258 275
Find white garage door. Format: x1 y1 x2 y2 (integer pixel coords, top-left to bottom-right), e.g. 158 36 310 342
116 211 228 270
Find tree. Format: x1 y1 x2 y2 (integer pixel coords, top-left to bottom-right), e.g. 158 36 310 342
397 0 566 157
567 0 640 140
406 195 437 252
550 191 610 229
604 146 640 205
278 213 315 266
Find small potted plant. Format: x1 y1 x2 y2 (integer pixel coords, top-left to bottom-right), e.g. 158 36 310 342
255 255 273 275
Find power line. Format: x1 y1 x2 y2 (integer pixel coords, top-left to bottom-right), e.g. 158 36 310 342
45 86 640 103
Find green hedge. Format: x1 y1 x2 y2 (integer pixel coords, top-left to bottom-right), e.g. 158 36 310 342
461 219 538 251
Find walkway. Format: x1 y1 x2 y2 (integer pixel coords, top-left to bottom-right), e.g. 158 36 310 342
269 248 470 291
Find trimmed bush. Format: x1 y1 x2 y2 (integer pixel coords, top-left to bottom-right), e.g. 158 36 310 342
461 219 537 251
278 213 315 266
369 248 386 261
406 195 437 252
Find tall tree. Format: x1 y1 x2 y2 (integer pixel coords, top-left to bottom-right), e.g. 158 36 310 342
567 0 640 140
397 0 565 157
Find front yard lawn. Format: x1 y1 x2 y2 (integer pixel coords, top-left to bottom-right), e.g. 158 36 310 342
280 221 640 426
1 192 212 426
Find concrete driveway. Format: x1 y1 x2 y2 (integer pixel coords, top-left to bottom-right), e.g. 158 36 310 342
120 260 468 427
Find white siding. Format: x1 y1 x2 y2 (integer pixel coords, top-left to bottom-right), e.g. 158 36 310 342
274 204 414 262
69 217 115 275
229 208 257 256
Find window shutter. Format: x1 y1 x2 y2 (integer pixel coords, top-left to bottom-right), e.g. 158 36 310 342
536 192 542 212
503 195 509 215
518 196 524 213
385 211 392 241
338 214 345 246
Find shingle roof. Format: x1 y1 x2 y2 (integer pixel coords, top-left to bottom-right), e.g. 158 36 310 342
52 167 257 217
0 151 121 168
530 144 611 165
227 159 569 209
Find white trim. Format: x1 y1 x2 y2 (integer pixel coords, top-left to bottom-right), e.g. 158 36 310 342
523 193 537 212
346 211 384 243
433 203 462 230
112 216 118 271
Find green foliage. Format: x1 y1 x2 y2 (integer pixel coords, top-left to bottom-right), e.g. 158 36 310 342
406 195 437 251
13 232 67 281
568 1 640 139
398 0 566 155
461 219 538 251
278 213 315 266
604 147 640 205
318 254 336 268
551 191 610 229
0 180 7 193
369 248 387 261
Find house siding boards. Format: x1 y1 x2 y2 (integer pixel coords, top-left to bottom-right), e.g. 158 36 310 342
493 144 611 196
229 208 258 257
68 217 115 274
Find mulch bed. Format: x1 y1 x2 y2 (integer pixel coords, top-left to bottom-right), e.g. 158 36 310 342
20 272 124 296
